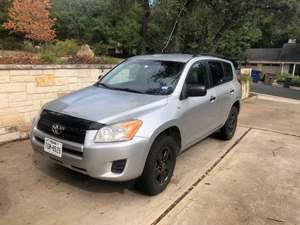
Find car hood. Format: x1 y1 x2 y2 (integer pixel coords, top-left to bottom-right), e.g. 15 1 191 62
45 86 168 124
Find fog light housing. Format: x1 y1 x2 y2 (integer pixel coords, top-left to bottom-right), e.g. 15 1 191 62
111 159 127 174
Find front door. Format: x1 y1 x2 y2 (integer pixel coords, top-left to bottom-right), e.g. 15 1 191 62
180 61 218 148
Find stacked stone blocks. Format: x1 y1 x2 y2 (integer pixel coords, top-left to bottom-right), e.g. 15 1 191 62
0 64 113 143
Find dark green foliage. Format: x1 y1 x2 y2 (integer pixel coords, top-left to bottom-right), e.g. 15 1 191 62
0 0 23 50
277 73 300 87
54 39 80 57
40 48 60 64
1 0 300 60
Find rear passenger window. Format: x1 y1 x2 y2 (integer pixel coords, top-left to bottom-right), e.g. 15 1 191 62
208 61 233 86
208 61 224 86
222 62 233 82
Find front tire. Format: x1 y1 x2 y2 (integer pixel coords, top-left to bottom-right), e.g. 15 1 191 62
135 135 178 195
217 106 238 140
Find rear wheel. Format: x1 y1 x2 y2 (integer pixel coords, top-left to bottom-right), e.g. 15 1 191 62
135 135 178 195
217 106 238 140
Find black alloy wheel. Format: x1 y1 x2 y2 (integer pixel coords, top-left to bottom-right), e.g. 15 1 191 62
135 135 178 195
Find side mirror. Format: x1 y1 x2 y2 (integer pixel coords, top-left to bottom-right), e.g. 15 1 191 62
186 85 207 97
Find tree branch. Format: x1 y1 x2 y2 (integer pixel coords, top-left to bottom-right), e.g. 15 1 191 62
161 0 194 53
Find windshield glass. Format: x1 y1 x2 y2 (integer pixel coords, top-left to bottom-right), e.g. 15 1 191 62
96 59 185 95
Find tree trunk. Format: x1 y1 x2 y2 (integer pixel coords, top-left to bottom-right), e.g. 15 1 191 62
209 27 228 54
209 17 236 54
139 0 151 54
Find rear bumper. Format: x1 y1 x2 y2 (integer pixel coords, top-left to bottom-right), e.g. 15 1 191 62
30 127 150 181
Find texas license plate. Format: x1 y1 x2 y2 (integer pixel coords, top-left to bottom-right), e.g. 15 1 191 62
44 137 63 158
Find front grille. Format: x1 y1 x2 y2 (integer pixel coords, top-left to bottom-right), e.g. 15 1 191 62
37 109 105 144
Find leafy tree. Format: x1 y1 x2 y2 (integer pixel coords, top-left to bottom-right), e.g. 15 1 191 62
0 0 24 49
0 0 10 24
137 0 151 53
1 0 300 60
3 0 56 42
147 0 184 52
218 23 262 60
253 0 300 48
161 0 300 58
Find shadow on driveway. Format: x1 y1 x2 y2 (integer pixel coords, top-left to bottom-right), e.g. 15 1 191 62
32 153 137 195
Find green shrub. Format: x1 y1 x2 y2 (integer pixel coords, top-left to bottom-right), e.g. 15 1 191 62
54 39 80 57
0 37 23 50
22 41 34 52
260 72 265 81
40 49 60 64
290 76 300 87
93 43 107 56
277 73 300 87
240 75 252 87
100 56 123 64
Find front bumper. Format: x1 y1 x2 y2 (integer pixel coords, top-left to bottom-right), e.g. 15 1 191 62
30 127 150 181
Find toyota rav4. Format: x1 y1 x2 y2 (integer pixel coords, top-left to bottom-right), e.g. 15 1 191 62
31 54 241 195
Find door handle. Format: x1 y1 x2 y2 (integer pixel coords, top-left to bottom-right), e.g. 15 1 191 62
230 89 234 95
210 96 216 102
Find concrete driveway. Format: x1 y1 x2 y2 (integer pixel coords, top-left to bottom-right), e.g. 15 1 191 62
0 96 299 225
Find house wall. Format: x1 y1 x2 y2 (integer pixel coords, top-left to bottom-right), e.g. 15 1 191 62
281 64 290 74
242 63 298 75
0 64 114 143
243 64 281 75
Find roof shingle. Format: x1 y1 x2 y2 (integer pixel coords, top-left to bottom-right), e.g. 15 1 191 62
246 43 300 63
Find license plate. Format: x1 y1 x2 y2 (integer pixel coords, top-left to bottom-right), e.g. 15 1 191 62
44 138 63 158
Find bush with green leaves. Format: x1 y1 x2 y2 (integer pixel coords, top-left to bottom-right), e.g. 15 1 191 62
277 73 300 87
40 48 60 64
93 43 108 56
23 41 37 53
0 36 23 50
99 56 122 64
54 39 79 57
39 40 79 64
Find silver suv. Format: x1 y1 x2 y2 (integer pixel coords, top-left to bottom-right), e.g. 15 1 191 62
31 54 241 195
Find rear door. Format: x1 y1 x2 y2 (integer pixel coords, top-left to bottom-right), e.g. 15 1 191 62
208 61 235 126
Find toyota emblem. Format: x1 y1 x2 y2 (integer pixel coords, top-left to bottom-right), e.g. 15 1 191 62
52 123 65 135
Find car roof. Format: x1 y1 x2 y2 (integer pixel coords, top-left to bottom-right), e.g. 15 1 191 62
129 54 194 63
129 54 229 63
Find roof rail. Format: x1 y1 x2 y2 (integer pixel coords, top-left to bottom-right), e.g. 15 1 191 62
194 53 224 58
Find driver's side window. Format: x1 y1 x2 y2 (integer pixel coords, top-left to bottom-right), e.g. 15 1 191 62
186 61 210 88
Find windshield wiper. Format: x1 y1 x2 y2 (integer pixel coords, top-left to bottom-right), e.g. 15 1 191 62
110 87 145 94
96 83 145 94
96 82 111 89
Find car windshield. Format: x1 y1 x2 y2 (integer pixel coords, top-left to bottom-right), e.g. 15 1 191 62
96 59 185 95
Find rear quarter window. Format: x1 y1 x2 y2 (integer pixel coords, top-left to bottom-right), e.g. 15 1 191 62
222 62 234 82
208 61 224 86
208 61 234 87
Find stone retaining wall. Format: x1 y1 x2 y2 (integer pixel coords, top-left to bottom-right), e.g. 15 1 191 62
0 64 114 143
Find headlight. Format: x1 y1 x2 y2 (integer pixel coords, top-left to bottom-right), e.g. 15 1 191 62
94 120 142 143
